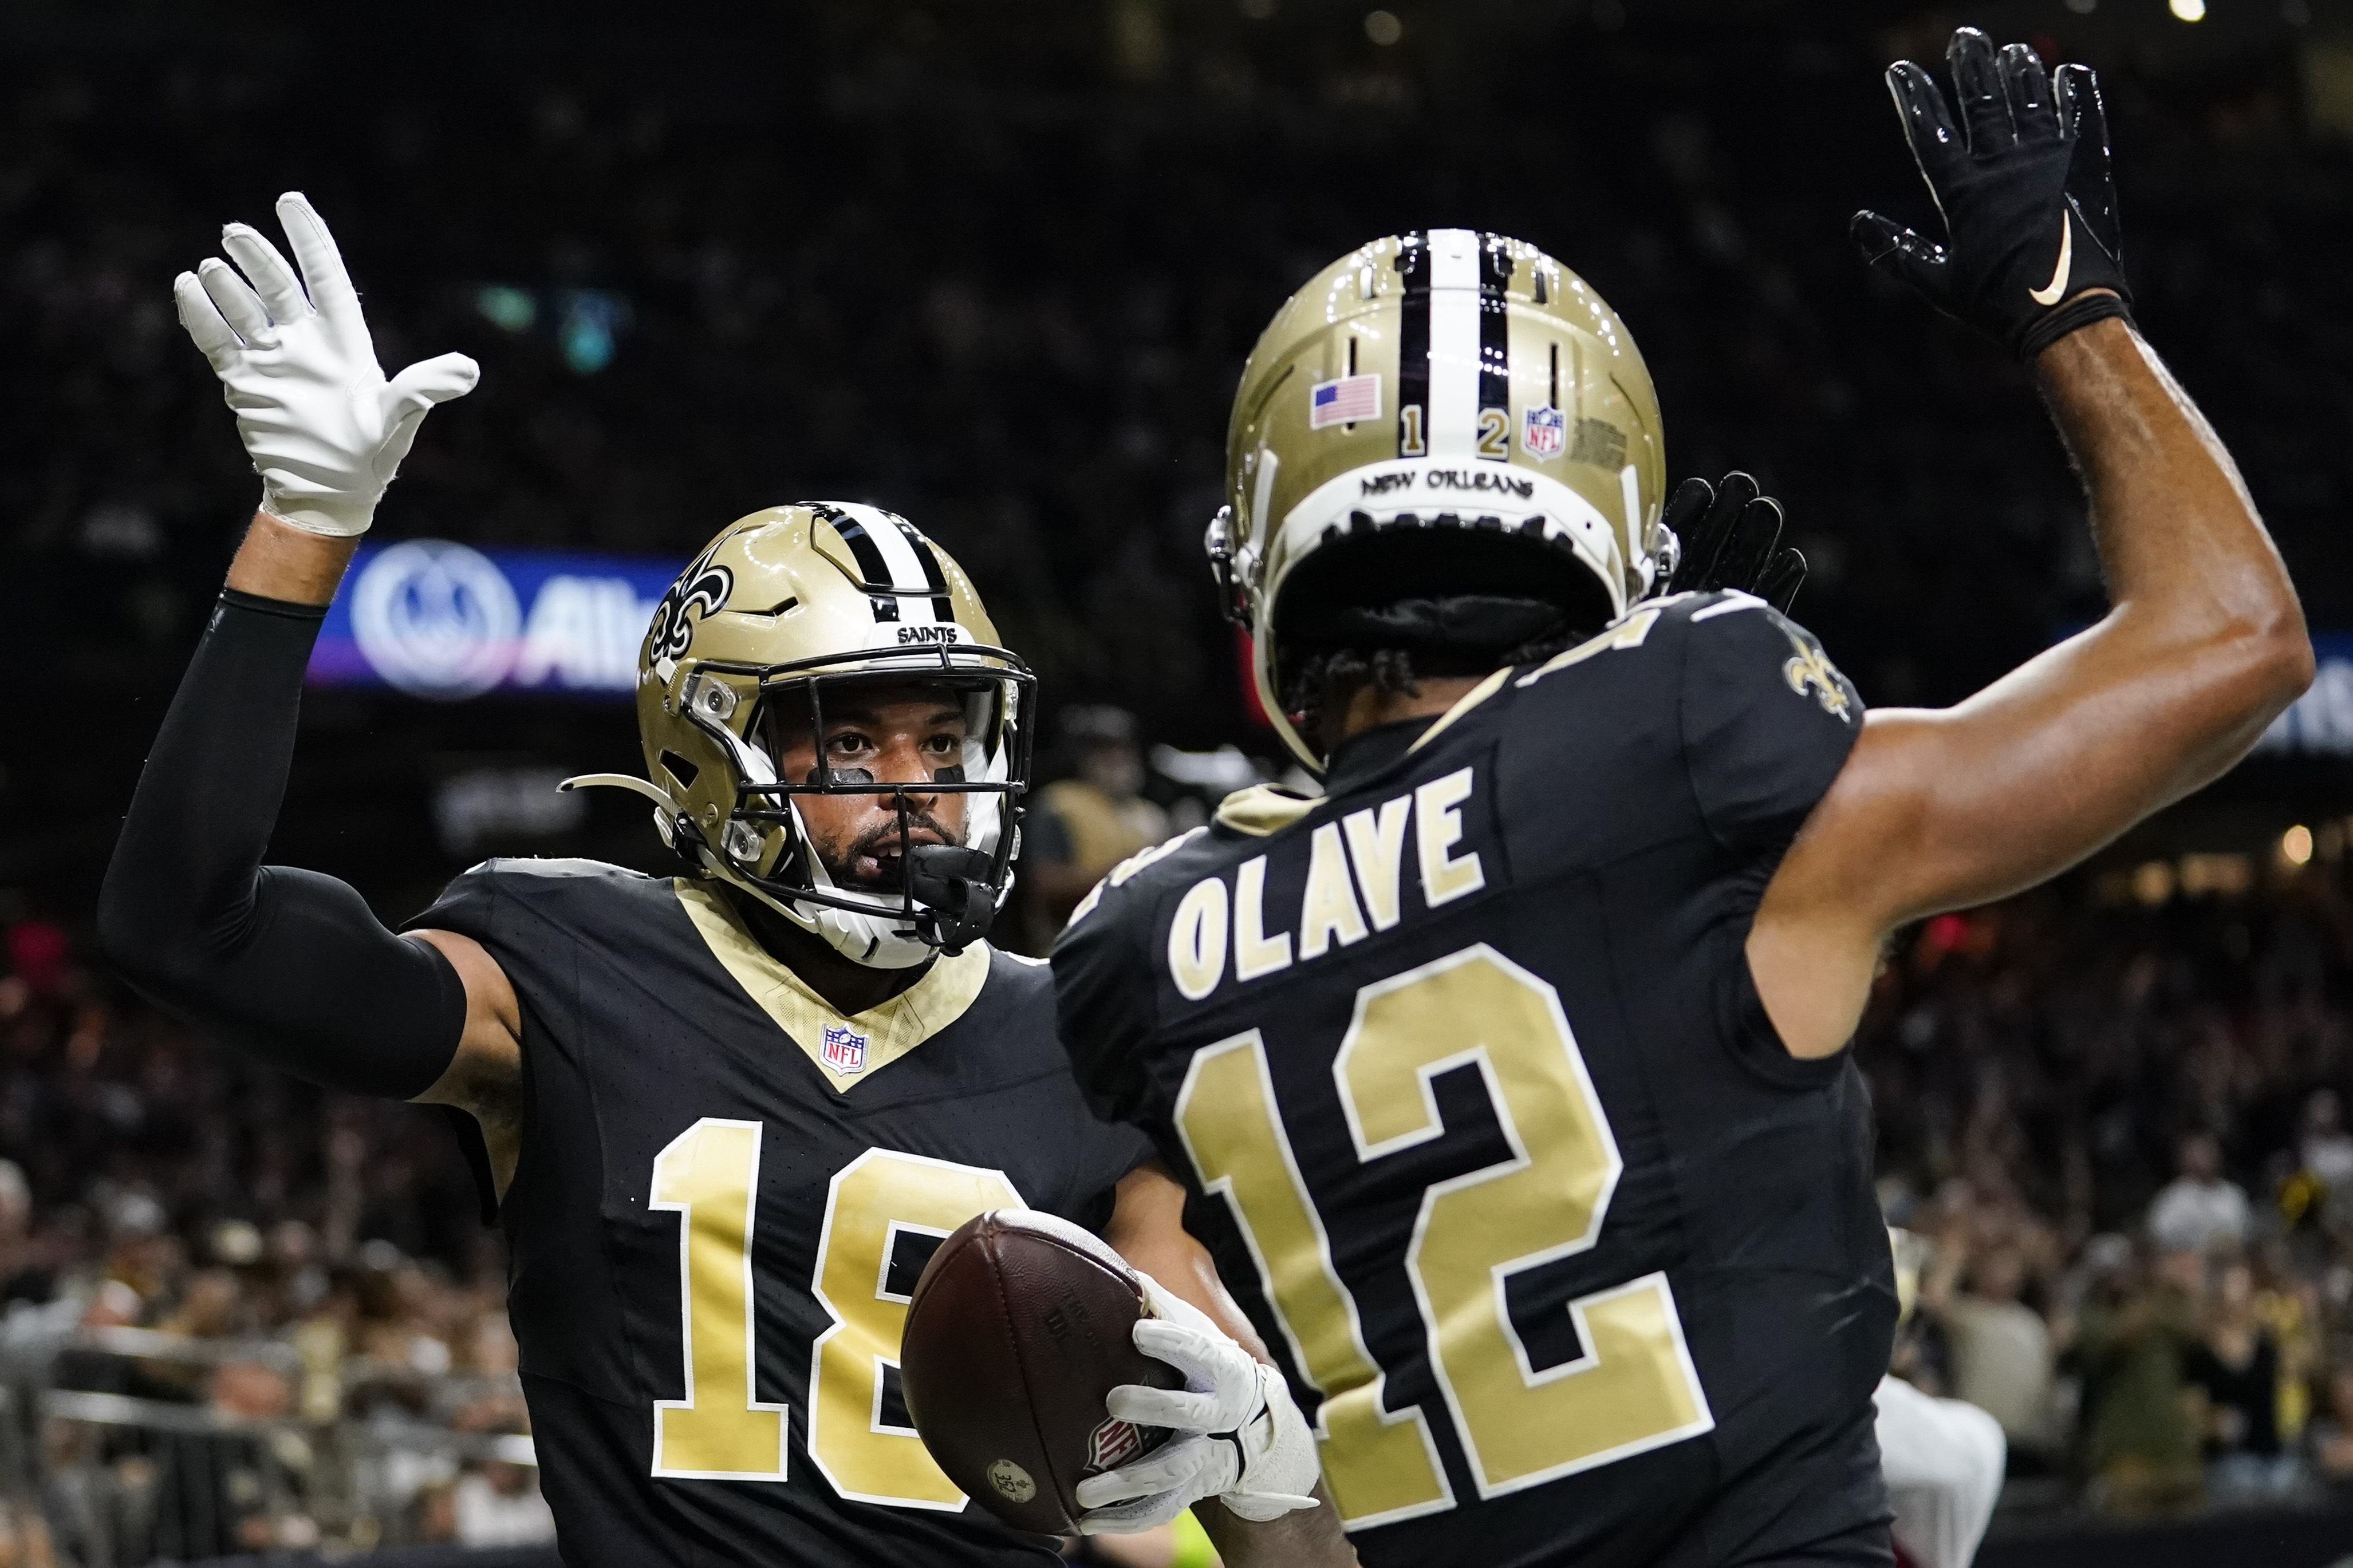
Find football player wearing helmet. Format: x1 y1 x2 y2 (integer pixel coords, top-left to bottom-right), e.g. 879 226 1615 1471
97 196 1346 1567
1053 32 2307 1568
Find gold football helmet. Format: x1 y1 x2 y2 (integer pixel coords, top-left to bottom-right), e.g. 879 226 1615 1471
1207 228 1670 768
566 503 1031 965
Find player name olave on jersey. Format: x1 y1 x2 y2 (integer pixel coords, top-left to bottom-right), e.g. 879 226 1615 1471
1164 765 1489 1002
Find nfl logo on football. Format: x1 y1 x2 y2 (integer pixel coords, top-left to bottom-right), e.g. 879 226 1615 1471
1523 404 1566 459
1085 1416 1148 1474
821 1024 869 1076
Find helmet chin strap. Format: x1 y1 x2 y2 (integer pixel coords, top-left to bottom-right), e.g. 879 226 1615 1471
777 746 1016 966
758 800 939 970
569 744 1018 973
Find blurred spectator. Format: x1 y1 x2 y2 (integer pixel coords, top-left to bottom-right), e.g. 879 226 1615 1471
0 1162 52 1308
2300 1091 2353 1231
2191 1258 2293 1500
1025 706 1172 934
2309 1365 2353 1484
2074 1248 2208 1513
1932 1247 2058 1462
451 1458 555 1547
2148 1133 2249 1258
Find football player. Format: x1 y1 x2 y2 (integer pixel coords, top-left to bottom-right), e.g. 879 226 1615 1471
1051 31 2308 1568
96 196 1345 1567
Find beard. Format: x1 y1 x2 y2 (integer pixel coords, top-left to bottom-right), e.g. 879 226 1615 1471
817 807 964 894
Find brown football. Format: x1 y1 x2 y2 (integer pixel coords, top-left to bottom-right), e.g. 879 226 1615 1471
900 1210 1183 1533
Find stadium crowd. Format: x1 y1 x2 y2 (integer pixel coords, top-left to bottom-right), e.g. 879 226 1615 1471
0 915 536 1560
10 811 2353 1538
1870 839 2353 1514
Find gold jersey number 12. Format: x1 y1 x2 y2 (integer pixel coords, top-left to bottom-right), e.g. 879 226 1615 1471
1176 944 1713 1528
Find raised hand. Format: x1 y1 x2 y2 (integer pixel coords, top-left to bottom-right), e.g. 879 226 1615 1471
1851 28 2131 360
1662 471 1806 614
174 192 478 536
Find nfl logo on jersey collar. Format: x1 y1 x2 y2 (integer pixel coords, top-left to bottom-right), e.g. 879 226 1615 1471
1523 404 1566 459
819 1024 869 1076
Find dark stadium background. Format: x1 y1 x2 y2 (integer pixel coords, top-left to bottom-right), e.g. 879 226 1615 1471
7 0 2348 913
10 1 2353 1559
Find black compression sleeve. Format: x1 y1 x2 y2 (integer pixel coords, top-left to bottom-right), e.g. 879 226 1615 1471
96 588 467 1099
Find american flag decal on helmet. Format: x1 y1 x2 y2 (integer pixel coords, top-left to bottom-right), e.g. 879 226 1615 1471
1310 373 1381 429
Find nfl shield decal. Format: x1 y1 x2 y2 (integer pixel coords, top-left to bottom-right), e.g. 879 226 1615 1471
1083 1416 1150 1475
1523 404 1567 459
819 1024 869 1076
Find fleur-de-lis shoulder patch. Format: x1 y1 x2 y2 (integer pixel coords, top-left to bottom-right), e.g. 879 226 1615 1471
1783 631 1854 722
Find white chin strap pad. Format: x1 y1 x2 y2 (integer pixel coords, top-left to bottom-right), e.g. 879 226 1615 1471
762 800 937 970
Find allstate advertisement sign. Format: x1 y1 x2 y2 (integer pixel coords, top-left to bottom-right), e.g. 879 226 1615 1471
308 540 674 700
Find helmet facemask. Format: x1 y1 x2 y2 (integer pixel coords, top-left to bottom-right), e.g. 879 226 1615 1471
677 647 1033 964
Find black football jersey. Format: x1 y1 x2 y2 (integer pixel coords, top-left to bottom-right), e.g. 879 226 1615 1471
412 861 1153 1568
1053 593 1898 1568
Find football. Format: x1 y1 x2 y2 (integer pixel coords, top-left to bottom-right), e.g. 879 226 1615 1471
900 1210 1184 1533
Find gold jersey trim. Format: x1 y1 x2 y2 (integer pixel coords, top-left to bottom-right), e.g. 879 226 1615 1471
1215 785 1322 838
1407 668 1512 755
672 880 990 1094
1213 667 1510 839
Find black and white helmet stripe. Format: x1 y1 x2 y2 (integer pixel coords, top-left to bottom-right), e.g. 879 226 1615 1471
1394 227 1513 462
811 502 957 627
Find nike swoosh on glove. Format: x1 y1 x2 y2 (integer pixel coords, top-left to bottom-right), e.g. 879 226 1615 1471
1072 1271 1321 1534
175 192 478 536
1851 28 2131 361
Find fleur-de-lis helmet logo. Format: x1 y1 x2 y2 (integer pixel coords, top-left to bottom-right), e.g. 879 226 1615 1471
648 538 735 669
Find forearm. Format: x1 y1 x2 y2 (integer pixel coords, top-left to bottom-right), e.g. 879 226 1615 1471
2039 318 2302 649
1100 1167 1350 1561
1105 1170 1275 1365
97 518 464 1098
1753 319 2312 1051
1193 1490 1357 1567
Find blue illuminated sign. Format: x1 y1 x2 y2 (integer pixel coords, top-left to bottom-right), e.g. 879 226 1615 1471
308 540 677 700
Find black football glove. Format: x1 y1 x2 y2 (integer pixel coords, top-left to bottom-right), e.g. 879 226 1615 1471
1663 471 1806 614
1852 28 2131 361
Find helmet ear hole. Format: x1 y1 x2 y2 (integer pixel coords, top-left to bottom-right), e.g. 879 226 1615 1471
659 751 701 792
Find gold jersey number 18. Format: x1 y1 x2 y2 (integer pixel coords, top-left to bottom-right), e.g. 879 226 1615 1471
649 1124 1020 1508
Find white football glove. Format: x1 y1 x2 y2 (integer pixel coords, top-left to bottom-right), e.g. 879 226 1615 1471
1074 1270 1321 1535
174 192 478 537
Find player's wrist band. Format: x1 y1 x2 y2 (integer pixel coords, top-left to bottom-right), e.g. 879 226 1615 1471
2019 292 2133 362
